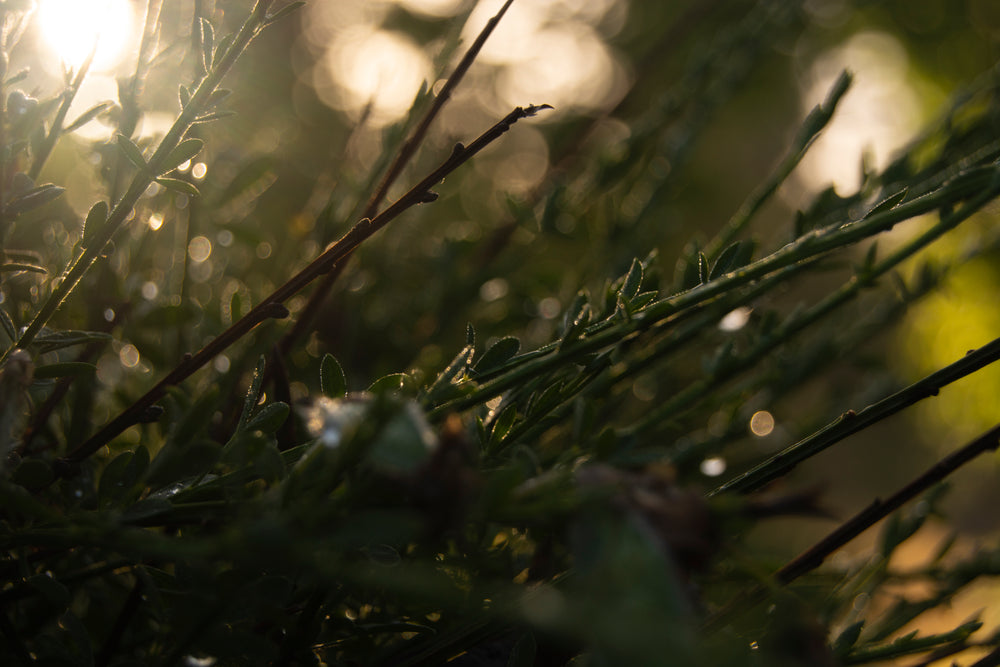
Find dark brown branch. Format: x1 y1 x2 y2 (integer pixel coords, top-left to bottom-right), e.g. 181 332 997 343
712 335 1000 496
362 0 515 218
705 423 1000 631
279 0 516 352
54 105 550 474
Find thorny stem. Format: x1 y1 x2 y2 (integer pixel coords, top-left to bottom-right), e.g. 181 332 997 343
705 423 1000 631
55 105 551 473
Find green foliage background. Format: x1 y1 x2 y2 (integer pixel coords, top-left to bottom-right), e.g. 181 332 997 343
1 0 1000 665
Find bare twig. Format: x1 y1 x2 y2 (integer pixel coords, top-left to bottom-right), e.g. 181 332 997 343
711 335 1000 496
280 0 516 353
54 105 551 473
705 423 1000 631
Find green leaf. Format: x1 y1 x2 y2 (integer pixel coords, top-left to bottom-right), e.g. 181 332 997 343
212 33 234 68
621 258 643 300
4 184 64 217
320 353 347 398
490 405 518 445
80 200 108 249
0 262 46 274
117 134 147 169
426 344 475 400
205 88 232 108
98 447 149 508
864 188 908 219
31 330 112 353
178 84 191 108
368 373 417 397
239 356 268 430
680 250 702 290
265 1 306 24
697 252 709 284
245 402 290 434
629 290 658 310
159 139 204 174
63 101 112 133
32 362 96 379
709 241 743 280
200 18 215 73
832 621 865 657
474 337 521 375
155 177 200 197
733 239 756 268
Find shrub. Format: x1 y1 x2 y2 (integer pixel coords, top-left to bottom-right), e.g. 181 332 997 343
1 1 999 665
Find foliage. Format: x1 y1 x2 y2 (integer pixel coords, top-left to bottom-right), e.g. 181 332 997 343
1 0 999 665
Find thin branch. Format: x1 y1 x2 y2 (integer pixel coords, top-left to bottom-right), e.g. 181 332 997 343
705 423 1000 631
711 334 1000 496
363 0 515 217
54 105 551 474
28 38 99 181
280 0 516 352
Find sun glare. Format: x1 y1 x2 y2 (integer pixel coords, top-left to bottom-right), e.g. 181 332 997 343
37 0 136 72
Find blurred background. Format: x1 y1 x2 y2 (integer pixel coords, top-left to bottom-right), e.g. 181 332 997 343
6 0 1000 634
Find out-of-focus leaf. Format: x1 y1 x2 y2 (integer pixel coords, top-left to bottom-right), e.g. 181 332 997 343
368 373 418 397
212 33 234 67
0 262 46 274
155 177 200 196
244 402 290 435
321 354 347 398
426 344 474 400
4 184 64 217
117 134 147 169
864 189 908 219
265 1 306 24
192 110 237 124
80 200 108 249
474 337 521 375
832 621 865 657
621 258 643 300
63 101 112 133
159 139 204 175
31 330 112 354
200 18 215 73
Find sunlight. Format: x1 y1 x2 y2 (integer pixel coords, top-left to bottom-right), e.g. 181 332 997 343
37 0 135 72
314 25 431 126
795 31 926 194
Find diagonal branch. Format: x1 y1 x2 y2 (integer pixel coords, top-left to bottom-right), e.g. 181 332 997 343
711 335 1000 496
54 104 551 475
705 423 1000 631
280 0 516 354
